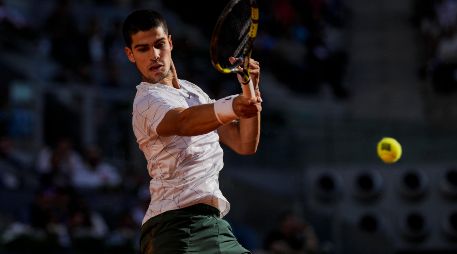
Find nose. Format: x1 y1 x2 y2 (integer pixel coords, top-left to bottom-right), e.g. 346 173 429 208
151 48 160 61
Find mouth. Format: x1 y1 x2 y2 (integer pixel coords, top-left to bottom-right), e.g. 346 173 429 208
149 64 163 72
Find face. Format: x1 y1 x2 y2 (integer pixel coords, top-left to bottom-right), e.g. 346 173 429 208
124 26 173 85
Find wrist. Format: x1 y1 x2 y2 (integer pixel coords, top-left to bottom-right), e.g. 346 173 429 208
214 95 239 124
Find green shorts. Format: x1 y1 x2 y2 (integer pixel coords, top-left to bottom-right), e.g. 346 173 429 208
140 204 251 254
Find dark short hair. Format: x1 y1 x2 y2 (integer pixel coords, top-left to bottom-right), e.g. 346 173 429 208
122 9 168 48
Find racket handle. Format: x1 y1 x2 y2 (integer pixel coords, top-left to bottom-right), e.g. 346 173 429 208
242 79 256 100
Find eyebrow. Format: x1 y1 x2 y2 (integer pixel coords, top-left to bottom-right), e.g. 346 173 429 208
133 44 149 49
133 37 167 49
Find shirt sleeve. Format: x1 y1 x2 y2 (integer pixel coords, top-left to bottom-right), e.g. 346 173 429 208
133 89 182 137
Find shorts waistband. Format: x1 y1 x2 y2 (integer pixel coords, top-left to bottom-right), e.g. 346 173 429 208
178 203 220 216
141 204 220 235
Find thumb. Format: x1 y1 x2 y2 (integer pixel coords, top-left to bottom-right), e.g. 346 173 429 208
228 56 237 65
228 57 245 84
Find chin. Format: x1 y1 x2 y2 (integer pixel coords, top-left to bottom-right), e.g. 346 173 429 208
141 72 161 83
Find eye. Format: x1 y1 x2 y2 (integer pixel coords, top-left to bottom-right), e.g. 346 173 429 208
155 41 166 49
137 47 149 53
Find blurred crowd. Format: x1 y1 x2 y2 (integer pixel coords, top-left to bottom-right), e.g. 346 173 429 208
0 0 352 253
0 134 146 253
258 0 351 99
413 0 457 94
1 0 352 96
164 0 351 99
0 132 323 253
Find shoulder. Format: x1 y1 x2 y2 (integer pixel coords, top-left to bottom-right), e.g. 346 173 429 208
180 79 204 92
133 83 174 106
180 79 213 101
135 83 169 97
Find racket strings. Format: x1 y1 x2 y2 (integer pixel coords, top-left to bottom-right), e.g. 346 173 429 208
214 0 252 69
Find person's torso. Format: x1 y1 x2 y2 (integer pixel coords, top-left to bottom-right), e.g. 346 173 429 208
132 80 230 223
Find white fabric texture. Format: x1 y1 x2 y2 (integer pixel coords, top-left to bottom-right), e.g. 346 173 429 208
132 80 230 224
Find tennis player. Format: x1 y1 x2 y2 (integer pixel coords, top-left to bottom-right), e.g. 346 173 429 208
122 9 262 254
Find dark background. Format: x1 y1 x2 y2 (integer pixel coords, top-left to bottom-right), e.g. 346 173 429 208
1 0 457 253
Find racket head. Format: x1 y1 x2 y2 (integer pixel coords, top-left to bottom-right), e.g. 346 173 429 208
210 0 259 79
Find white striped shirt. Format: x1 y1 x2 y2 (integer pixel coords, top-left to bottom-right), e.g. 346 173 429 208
132 80 230 224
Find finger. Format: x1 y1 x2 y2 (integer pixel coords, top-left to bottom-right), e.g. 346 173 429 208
248 59 259 67
229 57 243 67
242 105 261 117
249 68 260 75
251 96 261 104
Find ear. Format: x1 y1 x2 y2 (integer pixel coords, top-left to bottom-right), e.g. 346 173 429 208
124 47 135 63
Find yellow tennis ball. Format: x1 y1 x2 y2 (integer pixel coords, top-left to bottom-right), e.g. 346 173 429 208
377 137 402 164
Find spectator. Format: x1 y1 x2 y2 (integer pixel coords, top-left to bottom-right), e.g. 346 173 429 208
263 210 319 254
28 186 74 250
0 135 35 189
105 209 138 253
72 145 121 190
42 0 91 82
305 22 349 99
83 16 105 84
27 185 108 251
103 18 124 64
85 16 105 64
0 0 35 45
67 197 108 240
99 18 124 88
0 0 27 28
35 136 85 188
67 196 108 253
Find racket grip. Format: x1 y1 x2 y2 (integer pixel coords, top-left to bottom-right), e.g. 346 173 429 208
242 79 256 100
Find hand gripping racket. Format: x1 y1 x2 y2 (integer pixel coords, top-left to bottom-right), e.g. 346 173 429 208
210 0 259 100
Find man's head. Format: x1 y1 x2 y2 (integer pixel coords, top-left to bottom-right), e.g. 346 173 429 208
122 9 168 48
122 9 174 85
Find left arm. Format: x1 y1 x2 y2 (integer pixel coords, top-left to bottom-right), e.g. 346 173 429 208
218 59 261 155
217 100 260 155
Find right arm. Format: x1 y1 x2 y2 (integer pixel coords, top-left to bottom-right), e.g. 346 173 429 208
156 95 260 137
156 104 220 137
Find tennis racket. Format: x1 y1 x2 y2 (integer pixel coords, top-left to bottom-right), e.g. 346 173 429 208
210 0 259 100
